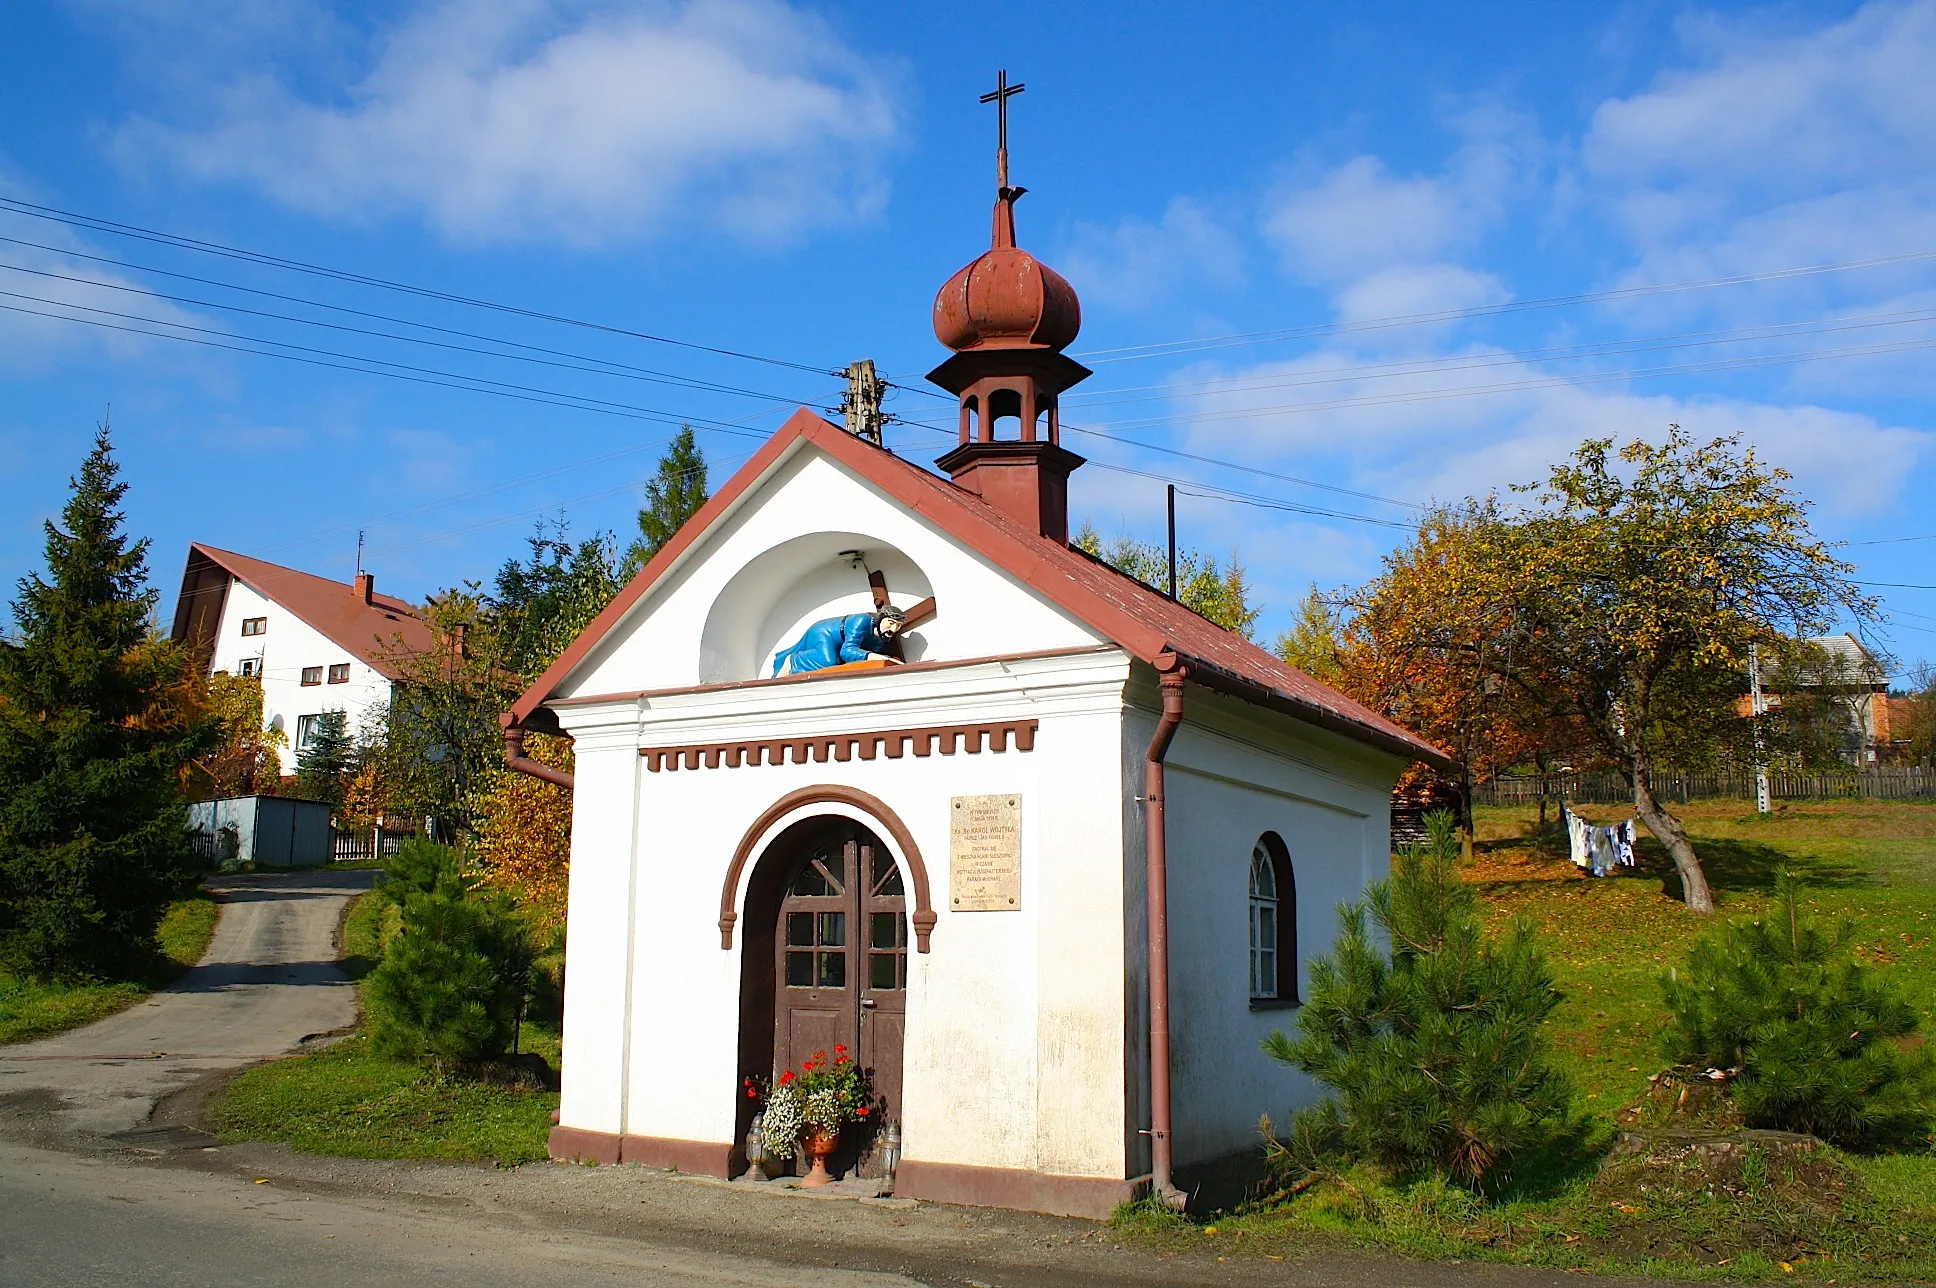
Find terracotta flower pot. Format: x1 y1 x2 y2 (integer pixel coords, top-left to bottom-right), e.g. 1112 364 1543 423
800 1125 839 1187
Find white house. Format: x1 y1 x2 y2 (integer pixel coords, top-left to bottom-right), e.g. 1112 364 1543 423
171 544 436 774
502 168 1448 1218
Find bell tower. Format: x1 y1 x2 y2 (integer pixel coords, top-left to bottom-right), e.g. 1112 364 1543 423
928 70 1090 545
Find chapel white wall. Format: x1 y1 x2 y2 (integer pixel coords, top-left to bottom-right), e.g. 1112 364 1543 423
553 650 1135 1179
206 579 393 776
1123 681 1405 1170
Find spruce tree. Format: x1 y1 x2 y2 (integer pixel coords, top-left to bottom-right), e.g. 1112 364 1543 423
0 426 212 978
1264 812 1572 1188
1661 870 1935 1146
294 710 355 812
622 426 708 576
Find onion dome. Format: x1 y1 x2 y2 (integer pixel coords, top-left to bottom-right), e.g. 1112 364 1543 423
932 197 1081 353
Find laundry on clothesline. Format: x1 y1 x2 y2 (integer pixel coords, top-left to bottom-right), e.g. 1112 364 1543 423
1563 806 1637 877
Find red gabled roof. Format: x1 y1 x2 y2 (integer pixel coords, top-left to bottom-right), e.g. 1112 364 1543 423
182 543 438 681
510 409 1451 769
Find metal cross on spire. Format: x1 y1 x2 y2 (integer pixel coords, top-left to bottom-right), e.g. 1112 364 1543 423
979 69 1026 195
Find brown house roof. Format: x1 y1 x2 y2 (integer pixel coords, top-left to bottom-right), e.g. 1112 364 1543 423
509 409 1451 769
175 543 437 681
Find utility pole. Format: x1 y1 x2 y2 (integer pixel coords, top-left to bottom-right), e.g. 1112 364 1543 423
1750 642 1771 814
841 359 886 445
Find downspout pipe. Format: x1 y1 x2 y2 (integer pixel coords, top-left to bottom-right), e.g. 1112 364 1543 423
502 714 575 790
1144 658 1189 1211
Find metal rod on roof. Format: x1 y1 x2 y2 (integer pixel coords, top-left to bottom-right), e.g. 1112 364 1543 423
1166 484 1177 601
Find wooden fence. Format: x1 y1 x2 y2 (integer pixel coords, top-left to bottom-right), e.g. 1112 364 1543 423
1477 766 1936 807
330 826 420 862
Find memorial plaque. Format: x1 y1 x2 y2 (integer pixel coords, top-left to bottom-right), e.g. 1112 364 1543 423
949 794 1021 911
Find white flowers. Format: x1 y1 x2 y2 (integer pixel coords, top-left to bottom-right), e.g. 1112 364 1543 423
759 1082 804 1160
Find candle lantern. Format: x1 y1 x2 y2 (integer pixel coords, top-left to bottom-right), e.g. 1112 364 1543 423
878 1122 901 1195
743 1113 770 1183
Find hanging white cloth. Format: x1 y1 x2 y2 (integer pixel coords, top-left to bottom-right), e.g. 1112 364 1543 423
1563 806 1640 876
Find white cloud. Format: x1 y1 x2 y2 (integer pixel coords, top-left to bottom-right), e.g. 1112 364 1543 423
1261 107 1536 284
1333 264 1509 326
115 0 899 245
1263 156 1466 282
1583 0 1936 294
1060 197 1244 312
1166 343 1932 522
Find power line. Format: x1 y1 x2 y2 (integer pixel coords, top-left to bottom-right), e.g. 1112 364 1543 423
1072 246 1936 364
0 293 799 435
0 246 804 403
0 195 838 376
1848 533 1936 546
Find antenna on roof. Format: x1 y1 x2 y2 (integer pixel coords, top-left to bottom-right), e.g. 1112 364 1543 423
355 529 365 579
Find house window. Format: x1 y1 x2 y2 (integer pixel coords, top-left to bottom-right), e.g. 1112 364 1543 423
241 617 267 636
327 663 350 684
295 714 323 753
301 666 323 686
238 658 262 678
1250 833 1297 1006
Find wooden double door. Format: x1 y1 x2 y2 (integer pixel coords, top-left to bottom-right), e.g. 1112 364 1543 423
773 821 907 1146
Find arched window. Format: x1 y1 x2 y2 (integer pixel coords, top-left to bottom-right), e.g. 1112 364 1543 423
1249 833 1297 1006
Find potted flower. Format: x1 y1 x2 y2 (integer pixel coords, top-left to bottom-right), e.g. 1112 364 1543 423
744 1046 874 1186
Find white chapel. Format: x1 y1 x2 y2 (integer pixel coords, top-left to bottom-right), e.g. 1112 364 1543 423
502 123 1447 1218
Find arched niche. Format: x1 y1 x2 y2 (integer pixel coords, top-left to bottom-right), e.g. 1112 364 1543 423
698 532 935 684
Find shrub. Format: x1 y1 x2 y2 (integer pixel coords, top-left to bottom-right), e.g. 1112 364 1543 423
1264 812 1572 1189
379 836 467 904
1660 869 1935 1147
364 840 532 1070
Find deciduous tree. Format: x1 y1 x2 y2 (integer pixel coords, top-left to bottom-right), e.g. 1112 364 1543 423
1275 585 1346 685
1501 429 1873 912
1074 523 1260 638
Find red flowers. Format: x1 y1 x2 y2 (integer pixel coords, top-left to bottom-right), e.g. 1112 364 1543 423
779 1070 796 1085
834 1044 847 1056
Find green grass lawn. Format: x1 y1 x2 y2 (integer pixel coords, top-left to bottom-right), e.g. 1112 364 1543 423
211 889 560 1164
1120 798 1936 1283
0 894 222 1045
212 1029 558 1164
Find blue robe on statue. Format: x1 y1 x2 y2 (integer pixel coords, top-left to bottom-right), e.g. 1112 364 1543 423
771 613 895 677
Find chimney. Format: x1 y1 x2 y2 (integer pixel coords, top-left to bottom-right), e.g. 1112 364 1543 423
354 571 374 604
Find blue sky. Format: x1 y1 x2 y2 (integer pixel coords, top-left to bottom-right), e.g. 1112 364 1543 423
2 0 1932 667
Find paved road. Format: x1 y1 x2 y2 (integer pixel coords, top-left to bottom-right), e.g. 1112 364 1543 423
0 871 374 1137
0 1140 921 1288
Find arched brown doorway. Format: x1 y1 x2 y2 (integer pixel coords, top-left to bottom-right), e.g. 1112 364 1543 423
737 816 907 1177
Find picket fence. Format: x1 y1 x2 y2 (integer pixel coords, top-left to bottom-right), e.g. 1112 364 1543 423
330 826 421 862
1477 766 1936 807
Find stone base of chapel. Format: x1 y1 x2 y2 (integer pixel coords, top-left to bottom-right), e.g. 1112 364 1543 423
548 1127 1144 1219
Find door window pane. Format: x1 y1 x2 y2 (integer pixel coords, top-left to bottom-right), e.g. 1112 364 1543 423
817 911 845 947
786 912 814 947
791 855 841 896
817 951 846 988
870 849 904 896
786 951 813 986
870 951 903 990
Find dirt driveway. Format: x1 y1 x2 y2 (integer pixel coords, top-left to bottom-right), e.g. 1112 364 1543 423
0 870 375 1138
